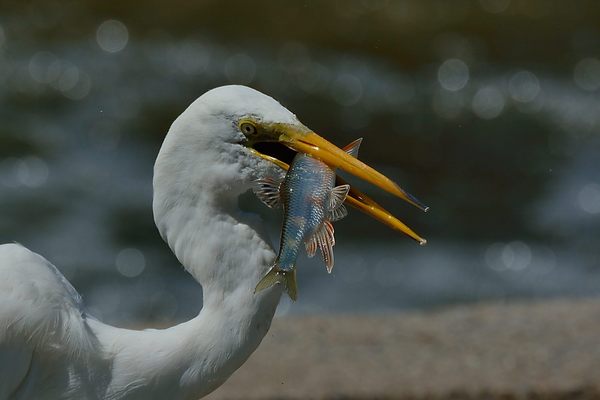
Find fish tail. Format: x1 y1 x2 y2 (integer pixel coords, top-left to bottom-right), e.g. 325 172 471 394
255 264 298 301
285 269 298 301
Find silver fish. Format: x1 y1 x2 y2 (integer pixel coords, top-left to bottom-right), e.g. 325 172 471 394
253 139 361 300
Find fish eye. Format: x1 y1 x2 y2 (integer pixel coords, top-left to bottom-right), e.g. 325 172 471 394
240 122 257 136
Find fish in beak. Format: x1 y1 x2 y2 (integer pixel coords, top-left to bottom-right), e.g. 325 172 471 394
241 120 428 245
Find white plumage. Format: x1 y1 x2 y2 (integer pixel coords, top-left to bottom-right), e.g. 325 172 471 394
0 86 289 399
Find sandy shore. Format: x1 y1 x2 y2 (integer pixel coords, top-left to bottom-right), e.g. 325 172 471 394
206 298 600 400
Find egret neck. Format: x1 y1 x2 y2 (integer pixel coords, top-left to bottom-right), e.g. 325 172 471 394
89 111 283 399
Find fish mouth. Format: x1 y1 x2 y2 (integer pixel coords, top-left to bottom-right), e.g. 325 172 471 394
244 121 428 245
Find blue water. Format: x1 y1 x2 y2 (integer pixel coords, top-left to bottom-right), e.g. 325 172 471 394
1 3 599 324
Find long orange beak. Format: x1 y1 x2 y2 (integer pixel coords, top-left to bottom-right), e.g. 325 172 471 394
249 124 428 244
280 131 429 212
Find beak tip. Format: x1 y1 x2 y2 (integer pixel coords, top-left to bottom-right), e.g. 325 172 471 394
418 238 427 246
403 191 429 213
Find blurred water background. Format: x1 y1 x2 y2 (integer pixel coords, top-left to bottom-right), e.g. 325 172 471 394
0 0 599 325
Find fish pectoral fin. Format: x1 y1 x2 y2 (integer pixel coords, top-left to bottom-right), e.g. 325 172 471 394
305 236 318 258
315 221 336 273
329 204 348 222
254 266 298 301
252 177 283 209
342 138 362 158
328 184 350 212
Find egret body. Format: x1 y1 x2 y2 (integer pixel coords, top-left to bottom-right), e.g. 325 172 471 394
0 85 425 399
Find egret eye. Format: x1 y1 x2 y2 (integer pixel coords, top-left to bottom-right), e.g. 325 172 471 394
240 122 257 136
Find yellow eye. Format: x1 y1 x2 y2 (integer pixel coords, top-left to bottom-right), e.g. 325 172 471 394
240 122 257 136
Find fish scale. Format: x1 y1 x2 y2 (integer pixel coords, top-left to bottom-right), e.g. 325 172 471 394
277 155 336 272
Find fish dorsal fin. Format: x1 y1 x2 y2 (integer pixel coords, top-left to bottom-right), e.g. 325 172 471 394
329 204 348 222
316 220 336 273
342 138 362 158
252 177 282 209
328 184 350 212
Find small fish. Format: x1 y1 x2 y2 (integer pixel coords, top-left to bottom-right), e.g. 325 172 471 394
253 139 362 300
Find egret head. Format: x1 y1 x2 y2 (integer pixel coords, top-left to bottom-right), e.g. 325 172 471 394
155 85 426 244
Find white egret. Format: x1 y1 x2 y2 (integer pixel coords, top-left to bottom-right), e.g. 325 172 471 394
0 85 426 399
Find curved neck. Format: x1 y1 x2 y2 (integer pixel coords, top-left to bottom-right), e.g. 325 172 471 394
162 197 279 309
91 142 282 399
151 129 280 309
